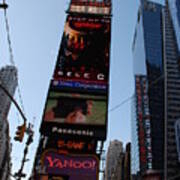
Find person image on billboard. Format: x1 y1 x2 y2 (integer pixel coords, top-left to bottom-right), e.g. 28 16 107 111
44 98 93 124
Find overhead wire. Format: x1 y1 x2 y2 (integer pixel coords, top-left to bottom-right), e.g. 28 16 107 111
3 0 26 115
109 74 164 113
109 95 133 112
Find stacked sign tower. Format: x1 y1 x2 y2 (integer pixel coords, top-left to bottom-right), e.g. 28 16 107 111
32 0 112 179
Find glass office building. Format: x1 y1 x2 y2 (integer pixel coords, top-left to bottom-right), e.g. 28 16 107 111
132 0 164 178
163 2 180 179
132 0 180 179
168 0 180 56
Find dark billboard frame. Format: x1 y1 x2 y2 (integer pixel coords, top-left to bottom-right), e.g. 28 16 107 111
40 88 108 140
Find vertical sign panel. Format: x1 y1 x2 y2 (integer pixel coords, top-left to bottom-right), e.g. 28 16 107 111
52 15 111 93
135 75 152 171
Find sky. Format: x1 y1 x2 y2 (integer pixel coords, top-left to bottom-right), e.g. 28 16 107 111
0 0 164 179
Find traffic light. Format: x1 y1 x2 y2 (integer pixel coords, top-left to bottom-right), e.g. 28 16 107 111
26 134 33 145
14 123 26 142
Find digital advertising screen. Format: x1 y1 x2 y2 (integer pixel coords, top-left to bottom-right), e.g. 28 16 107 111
69 0 111 15
53 15 111 92
135 76 152 170
41 150 99 180
45 138 97 154
51 79 107 93
40 91 107 140
43 91 107 126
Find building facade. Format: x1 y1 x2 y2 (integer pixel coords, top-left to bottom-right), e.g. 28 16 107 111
168 0 180 57
104 141 131 180
132 0 164 178
132 0 180 179
163 2 180 179
0 120 12 180
105 140 123 180
124 143 131 180
0 65 18 179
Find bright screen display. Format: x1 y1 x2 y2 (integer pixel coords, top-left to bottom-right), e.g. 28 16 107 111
41 151 99 180
43 91 107 126
53 15 111 90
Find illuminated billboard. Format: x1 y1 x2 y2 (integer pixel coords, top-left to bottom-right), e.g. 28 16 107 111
41 150 99 180
135 76 152 170
43 91 107 125
39 136 97 154
69 0 111 15
51 79 107 93
53 15 111 92
40 91 107 139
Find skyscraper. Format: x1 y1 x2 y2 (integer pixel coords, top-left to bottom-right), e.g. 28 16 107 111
163 1 180 179
105 140 123 180
0 66 18 120
132 0 180 179
132 0 164 178
0 65 18 179
104 141 131 180
168 0 180 57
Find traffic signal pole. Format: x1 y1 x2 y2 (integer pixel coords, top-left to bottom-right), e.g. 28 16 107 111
0 82 27 124
0 1 8 9
14 125 34 180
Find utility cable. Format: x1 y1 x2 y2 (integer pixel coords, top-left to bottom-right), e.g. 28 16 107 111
3 1 26 115
109 74 164 113
109 95 133 112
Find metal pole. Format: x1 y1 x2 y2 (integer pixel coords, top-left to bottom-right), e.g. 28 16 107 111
0 82 27 124
15 129 34 180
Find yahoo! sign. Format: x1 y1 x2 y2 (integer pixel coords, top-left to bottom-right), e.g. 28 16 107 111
42 151 99 180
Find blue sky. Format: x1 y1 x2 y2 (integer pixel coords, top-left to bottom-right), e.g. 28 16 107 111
0 0 164 179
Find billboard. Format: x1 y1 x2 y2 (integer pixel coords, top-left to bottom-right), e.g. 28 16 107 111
40 150 99 180
69 0 111 15
40 91 107 139
135 76 152 170
43 91 107 125
53 15 111 92
51 79 107 93
39 136 97 154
